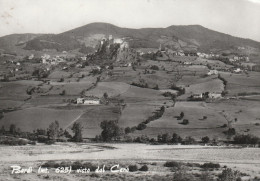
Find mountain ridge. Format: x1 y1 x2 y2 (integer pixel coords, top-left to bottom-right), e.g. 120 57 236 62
0 22 260 55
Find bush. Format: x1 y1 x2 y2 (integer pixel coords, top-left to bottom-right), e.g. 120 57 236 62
150 65 159 70
224 128 236 136
136 123 147 130
164 161 182 168
201 136 210 144
173 167 195 181
45 140 55 145
124 127 131 134
218 168 241 181
139 165 148 171
233 134 259 145
42 161 59 168
201 162 220 169
182 119 189 125
128 165 138 172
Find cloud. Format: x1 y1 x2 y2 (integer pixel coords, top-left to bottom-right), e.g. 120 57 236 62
247 0 260 4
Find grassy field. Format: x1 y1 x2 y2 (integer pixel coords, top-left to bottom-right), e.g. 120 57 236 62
74 105 121 138
220 71 260 96
133 101 227 139
85 82 130 97
185 78 224 94
0 107 83 132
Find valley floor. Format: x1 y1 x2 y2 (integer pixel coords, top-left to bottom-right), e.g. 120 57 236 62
0 143 259 180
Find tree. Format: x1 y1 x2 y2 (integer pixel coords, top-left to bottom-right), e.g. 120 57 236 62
172 133 182 144
182 119 189 125
153 84 159 90
60 90 66 96
47 120 60 140
100 120 122 142
136 123 147 130
180 112 184 119
161 133 171 143
103 92 108 99
9 124 16 135
124 127 131 134
202 136 210 144
0 126 5 135
71 122 83 142
184 136 196 145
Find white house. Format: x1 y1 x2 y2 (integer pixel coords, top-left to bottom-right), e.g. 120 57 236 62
233 68 242 73
83 98 100 105
184 62 192 65
77 97 100 105
191 94 203 99
208 93 222 99
114 38 124 44
207 70 218 76
81 56 87 61
120 42 129 49
77 98 84 104
28 54 34 60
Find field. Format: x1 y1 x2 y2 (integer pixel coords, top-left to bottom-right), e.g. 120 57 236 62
0 107 83 132
220 71 260 96
134 101 227 139
85 82 130 97
74 105 121 138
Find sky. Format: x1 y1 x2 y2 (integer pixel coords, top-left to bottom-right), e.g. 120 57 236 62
0 0 260 41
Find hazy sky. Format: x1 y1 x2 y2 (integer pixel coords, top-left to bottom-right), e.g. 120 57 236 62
0 0 260 41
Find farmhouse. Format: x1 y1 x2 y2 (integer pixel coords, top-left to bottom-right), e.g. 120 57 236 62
191 94 203 99
77 97 100 105
233 68 242 73
208 93 222 99
207 69 218 75
28 54 34 60
184 62 192 65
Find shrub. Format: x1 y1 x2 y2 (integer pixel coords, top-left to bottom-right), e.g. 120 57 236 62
180 112 184 119
128 165 138 172
136 123 147 130
139 165 148 171
42 161 59 168
201 136 210 144
201 162 220 169
218 168 241 181
233 134 259 145
183 136 196 145
150 65 159 70
164 161 182 168
172 133 182 144
182 119 189 125
124 127 131 134
71 161 84 170
18 139 28 145
173 167 195 181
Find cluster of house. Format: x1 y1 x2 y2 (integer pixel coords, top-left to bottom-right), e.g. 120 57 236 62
207 69 219 76
229 56 249 62
41 54 66 65
76 97 100 105
190 92 222 100
232 68 242 73
197 52 220 59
